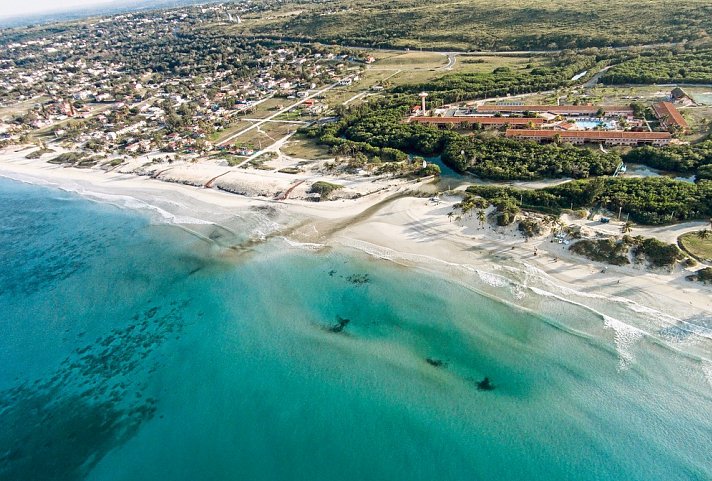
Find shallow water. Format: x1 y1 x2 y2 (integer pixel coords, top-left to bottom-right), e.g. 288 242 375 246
1 177 710 481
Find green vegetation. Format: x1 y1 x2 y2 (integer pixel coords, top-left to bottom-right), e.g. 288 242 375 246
602 48 712 85
570 236 685 268
228 0 712 51
74 156 104 168
679 230 712 261
48 152 85 164
303 99 424 160
570 238 631 265
25 148 55 159
304 97 620 180
689 267 712 284
632 237 685 268
443 136 619 180
417 163 441 177
309 181 343 199
623 141 712 176
518 218 544 238
281 134 333 160
466 177 712 225
697 165 712 181
393 53 603 104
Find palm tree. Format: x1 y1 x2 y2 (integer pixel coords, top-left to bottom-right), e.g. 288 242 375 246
696 229 710 240
477 210 486 228
621 221 633 234
447 211 454 223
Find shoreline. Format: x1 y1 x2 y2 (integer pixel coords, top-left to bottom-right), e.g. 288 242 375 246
1 147 710 348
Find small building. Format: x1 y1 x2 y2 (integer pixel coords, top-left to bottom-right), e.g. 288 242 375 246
670 87 692 103
652 101 688 132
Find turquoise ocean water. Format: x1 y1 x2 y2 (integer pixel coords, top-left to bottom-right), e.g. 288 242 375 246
1 176 710 481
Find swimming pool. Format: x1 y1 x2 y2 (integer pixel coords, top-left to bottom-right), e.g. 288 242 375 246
572 119 616 130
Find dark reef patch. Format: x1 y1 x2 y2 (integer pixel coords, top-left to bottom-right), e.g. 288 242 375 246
346 273 370 285
425 358 447 368
0 301 190 481
327 315 351 333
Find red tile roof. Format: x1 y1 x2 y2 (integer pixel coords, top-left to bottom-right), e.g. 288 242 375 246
652 102 688 129
409 116 544 125
477 105 634 115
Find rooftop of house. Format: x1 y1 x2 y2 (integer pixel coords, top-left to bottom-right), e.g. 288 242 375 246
409 116 545 125
652 101 688 129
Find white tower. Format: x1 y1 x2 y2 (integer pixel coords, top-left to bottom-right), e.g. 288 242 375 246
419 92 428 114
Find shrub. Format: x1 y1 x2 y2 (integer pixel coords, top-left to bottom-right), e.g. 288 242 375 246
632 238 684 268
48 152 84 164
309 181 343 199
496 212 515 226
25 148 54 159
569 238 630 265
518 218 544 238
697 267 712 283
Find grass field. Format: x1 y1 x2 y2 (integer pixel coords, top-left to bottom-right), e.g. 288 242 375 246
235 121 296 149
373 51 447 68
679 231 712 262
0 95 49 122
362 51 545 90
246 97 291 119
280 133 332 160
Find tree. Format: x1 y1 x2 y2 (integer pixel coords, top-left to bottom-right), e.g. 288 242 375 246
477 209 486 227
621 221 633 234
697 229 710 240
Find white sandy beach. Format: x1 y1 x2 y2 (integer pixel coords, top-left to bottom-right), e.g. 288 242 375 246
1 145 710 331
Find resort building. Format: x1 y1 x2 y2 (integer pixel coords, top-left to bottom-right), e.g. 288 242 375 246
408 116 544 127
477 104 635 117
652 101 688 131
505 129 672 146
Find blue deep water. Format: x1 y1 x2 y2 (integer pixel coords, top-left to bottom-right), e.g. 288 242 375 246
0 177 710 481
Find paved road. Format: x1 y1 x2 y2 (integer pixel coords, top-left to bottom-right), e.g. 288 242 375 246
438 53 456 70
583 66 613 88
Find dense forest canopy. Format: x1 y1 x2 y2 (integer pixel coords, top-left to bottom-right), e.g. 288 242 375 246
467 177 712 224
622 141 712 174
224 0 712 51
442 136 620 180
601 48 712 85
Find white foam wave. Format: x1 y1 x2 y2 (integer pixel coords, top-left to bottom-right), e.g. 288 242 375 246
604 315 645 371
501 259 704 342
477 270 509 288
0 169 216 225
75 189 214 225
280 237 325 251
702 361 712 389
